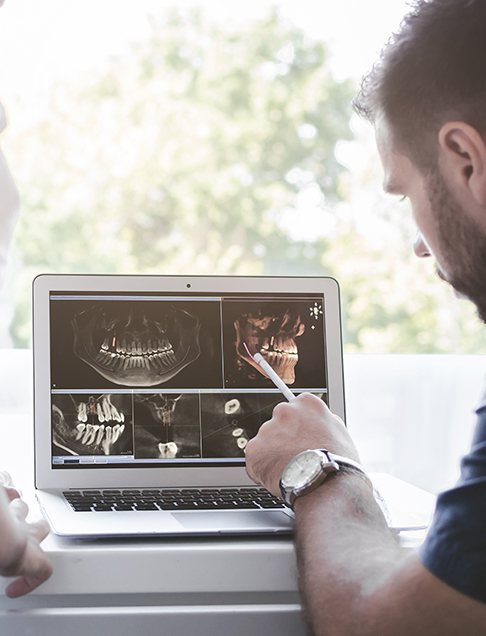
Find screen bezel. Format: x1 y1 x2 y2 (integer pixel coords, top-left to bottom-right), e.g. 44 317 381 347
33 274 345 489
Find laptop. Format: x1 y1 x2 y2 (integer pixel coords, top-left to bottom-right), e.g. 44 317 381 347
33 274 345 537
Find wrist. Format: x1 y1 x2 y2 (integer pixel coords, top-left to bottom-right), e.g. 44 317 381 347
292 467 375 513
279 448 370 509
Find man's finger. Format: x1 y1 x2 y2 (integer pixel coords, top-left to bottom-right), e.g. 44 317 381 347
0 470 14 488
8 498 29 521
4 555 53 598
4 486 21 502
27 519 50 543
0 473 21 502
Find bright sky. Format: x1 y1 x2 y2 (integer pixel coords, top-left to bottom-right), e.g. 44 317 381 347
0 0 413 243
0 0 410 105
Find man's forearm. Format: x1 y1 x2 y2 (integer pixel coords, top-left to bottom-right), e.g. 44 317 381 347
294 471 404 636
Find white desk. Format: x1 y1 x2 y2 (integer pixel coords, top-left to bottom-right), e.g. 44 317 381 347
0 350 435 635
0 529 305 635
0 477 432 636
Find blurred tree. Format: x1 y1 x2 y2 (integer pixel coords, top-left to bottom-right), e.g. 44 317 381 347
5 5 485 352
8 7 353 345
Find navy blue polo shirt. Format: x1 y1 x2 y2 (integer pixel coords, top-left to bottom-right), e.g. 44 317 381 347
420 393 486 603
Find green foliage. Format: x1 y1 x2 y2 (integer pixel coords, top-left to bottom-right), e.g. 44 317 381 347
325 219 486 353
8 7 354 346
5 5 486 353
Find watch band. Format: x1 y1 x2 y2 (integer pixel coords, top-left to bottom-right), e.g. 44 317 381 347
322 450 390 524
323 450 368 476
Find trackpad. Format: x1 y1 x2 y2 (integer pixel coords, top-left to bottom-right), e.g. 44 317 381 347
173 511 293 532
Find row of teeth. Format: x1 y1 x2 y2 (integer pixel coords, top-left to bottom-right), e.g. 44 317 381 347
262 336 298 356
75 422 125 447
232 427 248 449
101 337 172 356
96 350 177 370
77 400 125 423
261 348 298 357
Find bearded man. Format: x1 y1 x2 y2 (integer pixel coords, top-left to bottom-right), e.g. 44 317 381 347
246 1 486 634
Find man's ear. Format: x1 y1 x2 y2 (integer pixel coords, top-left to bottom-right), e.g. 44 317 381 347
438 122 486 205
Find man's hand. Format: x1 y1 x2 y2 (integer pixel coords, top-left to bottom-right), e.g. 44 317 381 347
0 484 52 598
245 392 360 496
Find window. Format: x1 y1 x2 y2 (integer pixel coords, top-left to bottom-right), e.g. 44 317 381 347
0 0 483 491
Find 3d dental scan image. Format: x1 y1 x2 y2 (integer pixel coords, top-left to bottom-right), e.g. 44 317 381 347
133 393 201 459
49 297 223 390
222 297 327 389
51 393 133 457
200 393 286 458
48 293 328 465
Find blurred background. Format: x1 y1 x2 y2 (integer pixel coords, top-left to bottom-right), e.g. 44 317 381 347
0 0 484 492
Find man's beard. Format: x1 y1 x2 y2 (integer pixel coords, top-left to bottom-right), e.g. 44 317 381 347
426 168 486 323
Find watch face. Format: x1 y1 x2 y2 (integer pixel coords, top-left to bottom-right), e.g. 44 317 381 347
281 450 322 489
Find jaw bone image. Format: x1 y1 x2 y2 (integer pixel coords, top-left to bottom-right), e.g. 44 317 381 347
233 305 305 385
71 303 201 387
133 393 201 459
201 393 283 458
52 393 132 456
138 392 183 427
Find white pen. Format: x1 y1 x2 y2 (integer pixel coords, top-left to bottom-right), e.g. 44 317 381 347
243 343 295 402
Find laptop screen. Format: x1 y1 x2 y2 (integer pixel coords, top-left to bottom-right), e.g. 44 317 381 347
49 291 328 469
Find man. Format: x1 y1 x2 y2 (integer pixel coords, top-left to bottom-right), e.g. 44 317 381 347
0 3 53 596
246 1 486 634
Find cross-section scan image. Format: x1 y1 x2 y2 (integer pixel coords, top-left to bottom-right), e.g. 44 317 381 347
51 393 133 456
133 392 201 459
50 298 223 390
201 392 286 458
222 298 327 389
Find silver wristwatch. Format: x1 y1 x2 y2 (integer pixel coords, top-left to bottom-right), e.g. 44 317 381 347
279 448 368 508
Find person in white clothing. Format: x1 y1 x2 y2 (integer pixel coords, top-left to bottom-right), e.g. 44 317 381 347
0 2 52 596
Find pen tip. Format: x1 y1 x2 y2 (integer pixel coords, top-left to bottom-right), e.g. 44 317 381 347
242 342 253 359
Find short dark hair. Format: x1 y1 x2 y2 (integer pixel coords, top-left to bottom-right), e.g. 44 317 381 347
354 0 486 169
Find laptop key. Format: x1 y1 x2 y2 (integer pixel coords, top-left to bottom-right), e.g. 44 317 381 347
174 502 199 510
213 503 240 509
232 502 260 509
134 503 158 511
258 501 285 509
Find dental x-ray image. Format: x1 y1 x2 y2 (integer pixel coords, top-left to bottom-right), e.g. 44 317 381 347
133 393 201 459
49 297 223 390
51 393 133 456
222 298 327 389
201 392 286 458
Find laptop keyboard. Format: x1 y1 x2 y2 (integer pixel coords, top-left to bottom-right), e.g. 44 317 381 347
63 487 287 512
